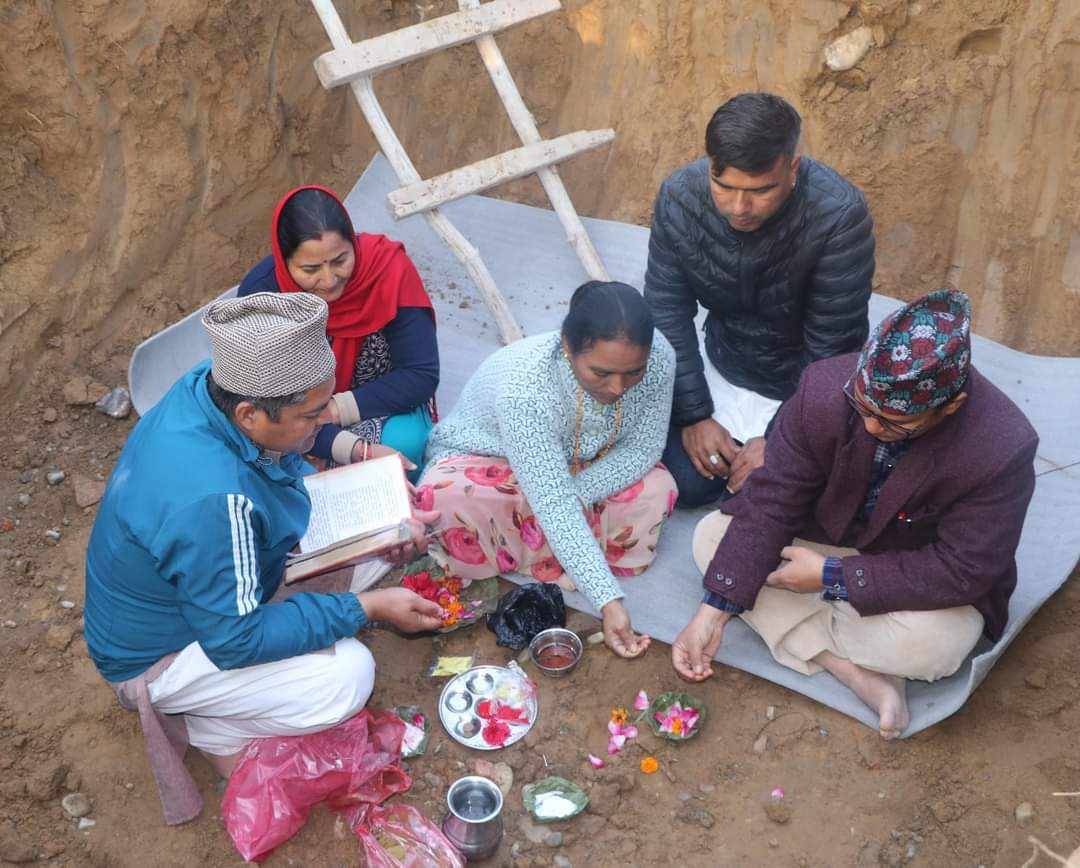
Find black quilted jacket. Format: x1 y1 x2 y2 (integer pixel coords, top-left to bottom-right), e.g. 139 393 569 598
644 157 875 427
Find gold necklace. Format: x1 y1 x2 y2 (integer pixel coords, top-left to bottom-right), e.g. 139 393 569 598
562 343 623 475
571 384 622 476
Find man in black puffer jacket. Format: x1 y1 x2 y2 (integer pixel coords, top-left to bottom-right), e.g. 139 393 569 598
645 92 875 507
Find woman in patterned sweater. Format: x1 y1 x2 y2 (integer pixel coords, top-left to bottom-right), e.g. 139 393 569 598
420 281 678 658
238 186 438 478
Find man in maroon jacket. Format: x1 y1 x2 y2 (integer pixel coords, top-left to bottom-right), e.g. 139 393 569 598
671 290 1038 738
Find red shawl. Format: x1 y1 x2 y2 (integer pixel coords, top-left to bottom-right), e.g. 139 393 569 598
271 185 434 393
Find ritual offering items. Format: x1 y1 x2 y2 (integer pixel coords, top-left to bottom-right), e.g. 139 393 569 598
528 627 583 677
438 664 538 750
441 776 504 862
403 557 499 632
522 777 589 823
646 691 706 741
391 706 430 758
428 656 475 677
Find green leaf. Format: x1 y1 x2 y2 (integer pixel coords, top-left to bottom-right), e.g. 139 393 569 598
391 705 430 758
522 776 589 823
437 576 500 634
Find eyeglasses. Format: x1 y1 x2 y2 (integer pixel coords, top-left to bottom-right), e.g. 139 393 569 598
842 380 935 440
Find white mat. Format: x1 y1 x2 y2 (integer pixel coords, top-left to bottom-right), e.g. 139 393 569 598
129 155 1080 736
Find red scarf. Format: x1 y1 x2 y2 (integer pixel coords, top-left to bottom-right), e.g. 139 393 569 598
271 185 435 393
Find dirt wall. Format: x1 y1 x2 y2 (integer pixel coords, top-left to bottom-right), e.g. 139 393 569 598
2 0 1078 399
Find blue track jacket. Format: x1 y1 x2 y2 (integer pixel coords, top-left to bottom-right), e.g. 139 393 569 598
85 361 367 682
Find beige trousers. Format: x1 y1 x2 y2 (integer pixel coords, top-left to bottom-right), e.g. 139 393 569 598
692 512 984 681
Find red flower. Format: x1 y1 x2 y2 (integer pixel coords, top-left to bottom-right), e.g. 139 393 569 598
476 699 528 725
403 571 439 602
464 463 514 487
441 527 487 565
481 720 511 747
612 566 639 577
530 557 564 583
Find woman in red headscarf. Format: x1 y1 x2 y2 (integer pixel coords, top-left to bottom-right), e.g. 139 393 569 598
238 186 438 477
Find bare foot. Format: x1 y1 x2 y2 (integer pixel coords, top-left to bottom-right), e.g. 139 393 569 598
814 651 910 739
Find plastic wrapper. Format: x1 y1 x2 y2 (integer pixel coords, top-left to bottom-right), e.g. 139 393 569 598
222 709 414 863
486 582 566 650
348 803 465 868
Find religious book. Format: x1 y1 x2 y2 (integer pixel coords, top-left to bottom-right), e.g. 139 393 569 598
283 454 412 584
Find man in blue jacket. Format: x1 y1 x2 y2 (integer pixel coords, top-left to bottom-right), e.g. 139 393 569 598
85 292 441 815
645 92 876 506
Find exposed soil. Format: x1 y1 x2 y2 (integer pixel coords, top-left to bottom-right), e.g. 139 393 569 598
1 401 1080 867
2 0 1080 866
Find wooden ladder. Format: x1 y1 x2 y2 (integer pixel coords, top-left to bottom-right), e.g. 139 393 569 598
309 0 614 344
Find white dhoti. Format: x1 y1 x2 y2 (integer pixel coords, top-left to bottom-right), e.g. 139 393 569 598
692 512 983 681
147 637 375 755
698 330 783 444
145 566 377 756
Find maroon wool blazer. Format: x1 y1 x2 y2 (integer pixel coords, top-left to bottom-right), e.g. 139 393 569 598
704 354 1038 641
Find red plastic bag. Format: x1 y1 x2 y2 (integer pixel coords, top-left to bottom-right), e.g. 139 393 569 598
348 803 465 868
221 709 411 862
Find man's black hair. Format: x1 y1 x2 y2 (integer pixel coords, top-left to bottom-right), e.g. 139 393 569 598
561 280 654 355
276 188 355 261
705 92 802 176
207 373 308 423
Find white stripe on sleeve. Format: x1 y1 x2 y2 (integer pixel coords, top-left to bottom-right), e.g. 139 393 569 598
240 496 259 614
227 494 260 616
227 494 247 615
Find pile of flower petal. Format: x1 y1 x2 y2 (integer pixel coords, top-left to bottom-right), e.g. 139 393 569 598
646 690 706 741
402 569 468 627
606 706 639 756
654 701 700 738
476 698 530 747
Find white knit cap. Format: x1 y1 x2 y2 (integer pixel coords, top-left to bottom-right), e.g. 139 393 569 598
201 292 336 397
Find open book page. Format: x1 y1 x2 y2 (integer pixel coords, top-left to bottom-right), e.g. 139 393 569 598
298 455 412 554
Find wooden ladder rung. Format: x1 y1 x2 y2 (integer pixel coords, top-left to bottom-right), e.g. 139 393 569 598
386 129 614 219
314 0 560 89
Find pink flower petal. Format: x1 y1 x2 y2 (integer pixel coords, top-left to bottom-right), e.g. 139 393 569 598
608 733 627 755
633 690 649 711
771 787 785 801
588 753 605 769
624 725 638 740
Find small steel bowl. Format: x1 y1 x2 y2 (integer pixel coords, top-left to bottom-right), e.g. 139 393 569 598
529 628 583 677
444 690 473 714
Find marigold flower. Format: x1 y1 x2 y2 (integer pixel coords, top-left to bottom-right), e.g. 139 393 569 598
639 756 659 774
610 706 629 726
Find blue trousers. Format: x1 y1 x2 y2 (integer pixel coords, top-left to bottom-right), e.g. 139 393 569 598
662 423 737 509
381 405 433 483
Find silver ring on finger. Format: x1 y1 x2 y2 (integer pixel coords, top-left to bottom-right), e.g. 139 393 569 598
709 453 720 465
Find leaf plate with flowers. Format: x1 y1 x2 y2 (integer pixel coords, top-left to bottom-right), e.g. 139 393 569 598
401 556 499 633
646 691 706 741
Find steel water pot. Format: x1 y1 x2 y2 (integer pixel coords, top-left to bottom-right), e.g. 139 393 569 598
441 775 504 862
